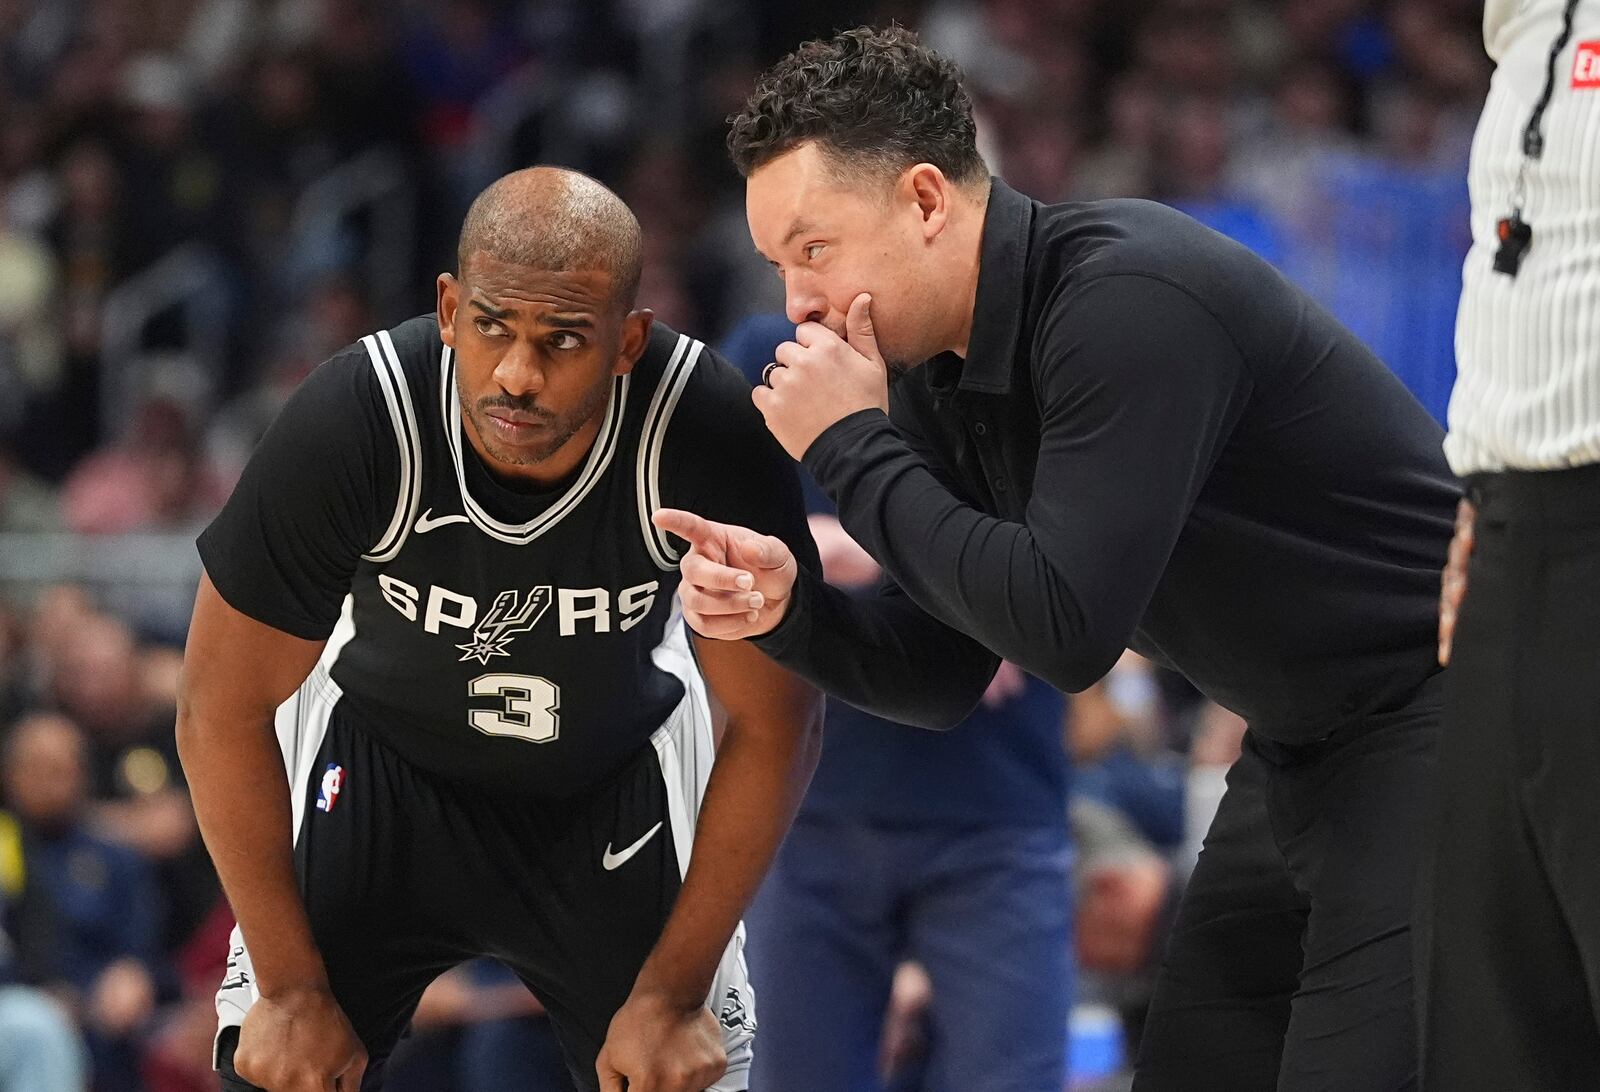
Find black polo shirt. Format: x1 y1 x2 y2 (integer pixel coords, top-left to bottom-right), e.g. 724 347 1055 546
755 178 1460 743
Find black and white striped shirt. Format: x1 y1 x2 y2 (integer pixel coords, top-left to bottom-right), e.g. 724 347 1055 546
1447 0 1600 474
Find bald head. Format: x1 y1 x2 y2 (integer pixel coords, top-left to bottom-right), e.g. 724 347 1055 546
457 167 643 311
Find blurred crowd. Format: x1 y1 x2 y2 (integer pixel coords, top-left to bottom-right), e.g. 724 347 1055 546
0 0 1490 1088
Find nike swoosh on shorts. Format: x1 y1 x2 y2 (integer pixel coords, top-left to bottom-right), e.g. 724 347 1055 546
602 821 664 870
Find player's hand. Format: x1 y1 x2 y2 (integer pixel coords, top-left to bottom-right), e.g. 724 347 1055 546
234 984 367 1092
653 509 797 639
1438 498 1475 666
754 293 890 461
597 991 726 1092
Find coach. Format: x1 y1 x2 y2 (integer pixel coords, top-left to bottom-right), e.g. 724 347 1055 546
659 26 1459 1092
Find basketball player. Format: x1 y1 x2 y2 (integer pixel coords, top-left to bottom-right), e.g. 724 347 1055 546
176 168 823 1092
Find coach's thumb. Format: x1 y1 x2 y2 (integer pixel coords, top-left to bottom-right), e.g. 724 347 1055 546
733 531 789 572
846 293 882 366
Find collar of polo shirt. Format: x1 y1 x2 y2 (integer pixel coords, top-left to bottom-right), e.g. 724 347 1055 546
926 178 1033 399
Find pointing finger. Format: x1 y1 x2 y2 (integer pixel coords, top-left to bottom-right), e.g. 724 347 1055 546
653 508 720 549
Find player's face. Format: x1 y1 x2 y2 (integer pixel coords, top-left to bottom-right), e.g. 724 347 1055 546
746 141 944 373
437 254 650 484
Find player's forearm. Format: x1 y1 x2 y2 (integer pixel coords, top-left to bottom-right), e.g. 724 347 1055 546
630 704 822 1006
175 708 327 996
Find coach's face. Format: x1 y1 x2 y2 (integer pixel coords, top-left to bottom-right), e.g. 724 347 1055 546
747 141 950 372
437 253 650 483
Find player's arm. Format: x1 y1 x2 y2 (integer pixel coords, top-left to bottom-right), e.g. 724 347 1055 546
597 636 823 1090
177 345 391 1090
176 576 366 1088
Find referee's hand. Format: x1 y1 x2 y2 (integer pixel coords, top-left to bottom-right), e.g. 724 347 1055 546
653 509 796 639
234 984 366 1091
1438 498 1475 666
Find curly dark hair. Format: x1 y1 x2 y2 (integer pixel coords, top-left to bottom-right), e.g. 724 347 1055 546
727 25 988 186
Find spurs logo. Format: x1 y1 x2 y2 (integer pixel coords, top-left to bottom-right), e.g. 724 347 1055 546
719 986 756 1033
456 588 553 664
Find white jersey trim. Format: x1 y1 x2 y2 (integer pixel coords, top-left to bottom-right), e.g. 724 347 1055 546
648 603 756 1086
439 344 630 545
636 334 704 570
360 332 423 563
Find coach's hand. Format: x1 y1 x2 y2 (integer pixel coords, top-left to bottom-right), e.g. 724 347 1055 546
1438 498 1475 666
653 509 796 639
234 984 367 1091
598 991 726 1092
755 293 889 461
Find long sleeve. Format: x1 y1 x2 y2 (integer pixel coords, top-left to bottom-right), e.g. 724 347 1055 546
752 567 1000 729
794 274 1252 696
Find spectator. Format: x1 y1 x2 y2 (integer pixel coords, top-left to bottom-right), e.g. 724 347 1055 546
0 805 88 1092
42 610 214 956
2 713 161 1092
61 399 229 535
0 446 59 534
384 960 577 1092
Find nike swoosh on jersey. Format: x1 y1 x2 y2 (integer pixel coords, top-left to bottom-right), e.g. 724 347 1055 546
602 821 664 871
414 509 470 533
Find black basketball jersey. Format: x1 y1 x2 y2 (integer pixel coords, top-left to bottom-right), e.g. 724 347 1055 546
199 315 813 797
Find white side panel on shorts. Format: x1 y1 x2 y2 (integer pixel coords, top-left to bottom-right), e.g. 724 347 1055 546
649 598 756 1090
215 595 358 1066
275 595 355 846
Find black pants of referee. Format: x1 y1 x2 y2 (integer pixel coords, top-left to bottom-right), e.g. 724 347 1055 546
1134 675 1442 1091
1419 465 1600 1091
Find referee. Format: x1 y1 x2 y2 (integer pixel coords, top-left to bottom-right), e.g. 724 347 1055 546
1423 1 1600 1087
660 26 1459 1091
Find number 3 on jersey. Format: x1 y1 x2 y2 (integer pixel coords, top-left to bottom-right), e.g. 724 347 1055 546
469 674 561 743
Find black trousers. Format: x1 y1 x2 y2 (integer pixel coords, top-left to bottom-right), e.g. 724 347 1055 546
1419 464 1600 1091
1134 676 1441 1091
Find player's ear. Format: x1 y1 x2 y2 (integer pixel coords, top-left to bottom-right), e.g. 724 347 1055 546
436 273 460 347
613 309 653 376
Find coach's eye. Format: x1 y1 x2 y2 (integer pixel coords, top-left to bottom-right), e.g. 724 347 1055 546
550 332 583 350
804 243 825 261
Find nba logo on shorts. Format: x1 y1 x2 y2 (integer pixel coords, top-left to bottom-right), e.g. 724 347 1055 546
316 763 344 812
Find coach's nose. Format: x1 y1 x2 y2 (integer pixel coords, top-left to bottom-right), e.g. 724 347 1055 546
784 275 828 328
